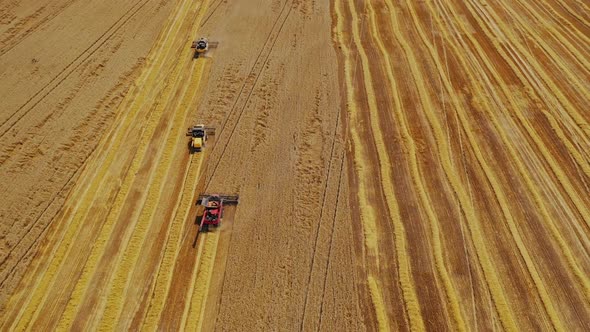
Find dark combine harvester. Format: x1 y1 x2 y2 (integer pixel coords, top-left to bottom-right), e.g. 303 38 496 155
196 194 239 233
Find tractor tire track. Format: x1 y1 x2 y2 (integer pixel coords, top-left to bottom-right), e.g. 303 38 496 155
438 0 588 293
437 0 590 312
0 0 191 268
199 0 225 28
0 0 79 57
203 0 294 190
21 48 189 332
333 0 425 329
335 0 590 329
298 81 343 331
0 0 152 139
406 1 563 329
95 59 207 330
0 0 199 328
138 151 205 330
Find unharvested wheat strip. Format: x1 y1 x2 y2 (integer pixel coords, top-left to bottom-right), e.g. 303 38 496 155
40 0 196 255
96 60 207 330
337 0 424 329
8 4 197 329
366 1 467 330
184 231 220 331
7 0 192 309
460 0 590 227
5 1 198 327
43 44 193 331
431 0 590 301
391 2 523 330
59 57 206 330
69 69 191 327
194 233 221 331
367 275 391 332
140 152 205 330
428 0 584 326
23 55 183 330
178 234 206 331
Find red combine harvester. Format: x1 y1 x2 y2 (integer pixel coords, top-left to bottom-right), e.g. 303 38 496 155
196 194 239 233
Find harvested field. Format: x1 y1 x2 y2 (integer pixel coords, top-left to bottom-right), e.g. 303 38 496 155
0 0 177 310
335 0 590 330
0 0 589 331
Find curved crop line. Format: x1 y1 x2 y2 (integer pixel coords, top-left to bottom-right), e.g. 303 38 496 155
336 0 426 330
475 0 590 144
491 0 590 146
460 0 590 226
461 0 590 228
551 0 590 30
96 60 206 330
366 1 467 330
491 0 590 163
7 1 198 329
431 0 568 328
367 275 392 332
185 232 220 332
510 0 590 72
140 149 206 329
449 0 590 267
48 39 196 331
390 0 529 329
434 0 590 303
514 0 590 52
178 233 207 331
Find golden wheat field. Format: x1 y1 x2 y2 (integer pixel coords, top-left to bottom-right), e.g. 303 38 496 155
0 0 588 330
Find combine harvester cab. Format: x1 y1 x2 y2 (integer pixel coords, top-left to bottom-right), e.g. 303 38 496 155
186 124 215 153
196 194 239 233
190 37 219 59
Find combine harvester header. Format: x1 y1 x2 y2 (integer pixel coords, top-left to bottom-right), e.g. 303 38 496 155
186 124 215 153
191 37 219 58
196 194 239 233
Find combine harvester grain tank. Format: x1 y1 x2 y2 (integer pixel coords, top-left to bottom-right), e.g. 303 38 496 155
191 37 219 59
186 124 215 153
196 194 239 233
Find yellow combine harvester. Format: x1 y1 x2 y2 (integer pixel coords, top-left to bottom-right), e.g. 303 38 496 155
186 124 215 152
191 37 219 58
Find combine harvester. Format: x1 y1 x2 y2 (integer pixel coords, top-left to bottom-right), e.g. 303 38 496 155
191 37 219 58
186 124 215 153
196 194 239 233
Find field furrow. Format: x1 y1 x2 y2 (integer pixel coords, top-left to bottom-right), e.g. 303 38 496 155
1 0 588 330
